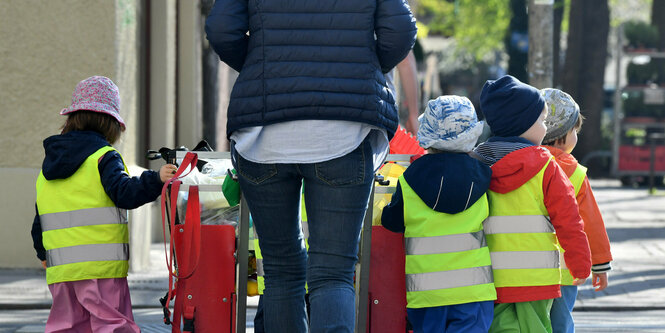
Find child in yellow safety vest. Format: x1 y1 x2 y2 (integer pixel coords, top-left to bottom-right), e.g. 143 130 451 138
540 88 613 333
31 76 177 332
471 75 591 333
382 95 496 332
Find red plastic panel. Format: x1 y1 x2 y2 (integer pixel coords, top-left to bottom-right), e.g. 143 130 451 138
618 145 665 171
173 225 236 332
368 226 408 333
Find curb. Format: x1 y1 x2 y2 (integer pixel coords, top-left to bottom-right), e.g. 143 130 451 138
0 303 168 311
574 306 665 312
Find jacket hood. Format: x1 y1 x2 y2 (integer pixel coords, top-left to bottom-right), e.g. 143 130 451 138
543 146 578 177
42 131 111 180
487 145 553 193
402 153 491 214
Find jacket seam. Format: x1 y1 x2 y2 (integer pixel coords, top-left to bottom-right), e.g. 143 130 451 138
266 106 376 113
259 11 370 15
261 43 373 48
234 74 379 81
258 60 373 66
262 27 372 32
376 13 413 19
259 5 267 123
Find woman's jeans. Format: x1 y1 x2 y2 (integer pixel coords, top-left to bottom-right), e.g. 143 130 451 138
232 139 374 333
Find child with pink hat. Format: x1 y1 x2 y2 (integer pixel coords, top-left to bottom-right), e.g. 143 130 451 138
31 76 177 332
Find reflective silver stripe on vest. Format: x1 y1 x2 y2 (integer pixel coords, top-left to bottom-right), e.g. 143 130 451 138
256 259 264 277
405 230 486 256
302 220 309 239
40 207 128 231
46 243 129 267
406 266 493 292
483 215 553 234
490 251 559 269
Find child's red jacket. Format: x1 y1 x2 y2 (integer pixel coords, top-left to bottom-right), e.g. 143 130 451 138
490 146 591 303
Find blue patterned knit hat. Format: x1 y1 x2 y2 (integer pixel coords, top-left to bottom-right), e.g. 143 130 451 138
417 96 484 152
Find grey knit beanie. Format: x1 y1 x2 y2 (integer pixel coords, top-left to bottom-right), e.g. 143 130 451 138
541 88 580 143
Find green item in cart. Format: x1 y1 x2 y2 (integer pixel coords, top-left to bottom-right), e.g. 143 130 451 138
222 169 240 206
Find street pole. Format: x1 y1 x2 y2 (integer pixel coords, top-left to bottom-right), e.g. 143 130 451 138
648 133 665 194
528 0 554 88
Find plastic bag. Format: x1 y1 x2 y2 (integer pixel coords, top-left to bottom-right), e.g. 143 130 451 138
177 159 239 226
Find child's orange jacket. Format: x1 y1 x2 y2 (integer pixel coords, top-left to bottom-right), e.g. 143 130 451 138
544 146 613 267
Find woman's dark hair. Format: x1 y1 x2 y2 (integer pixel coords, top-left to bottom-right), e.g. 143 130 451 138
61 111 124 144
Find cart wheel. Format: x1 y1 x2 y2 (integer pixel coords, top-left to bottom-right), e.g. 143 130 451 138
656 176 664 187
620 176 637 187
638 176 664 187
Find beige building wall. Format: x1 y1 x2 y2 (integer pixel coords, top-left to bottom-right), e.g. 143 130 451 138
0 0 167 270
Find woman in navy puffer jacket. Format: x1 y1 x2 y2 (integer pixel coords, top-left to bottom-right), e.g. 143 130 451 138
206 0 416 331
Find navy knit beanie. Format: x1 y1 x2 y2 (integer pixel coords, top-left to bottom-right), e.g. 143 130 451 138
479 75 546 137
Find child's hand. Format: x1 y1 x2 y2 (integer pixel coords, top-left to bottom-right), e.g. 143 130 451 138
572 277 587 286
159 164 178 183
592 272 608 291
41 260 47 269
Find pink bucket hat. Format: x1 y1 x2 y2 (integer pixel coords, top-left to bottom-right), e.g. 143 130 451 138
60 76 125 129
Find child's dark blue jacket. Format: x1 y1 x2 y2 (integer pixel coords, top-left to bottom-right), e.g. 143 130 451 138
381 153 492 232
31 131 163 260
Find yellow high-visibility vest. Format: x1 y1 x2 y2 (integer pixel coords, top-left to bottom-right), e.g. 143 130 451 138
401 175 496 308
484 157 562 288
559 164 587 285
36 146 129 285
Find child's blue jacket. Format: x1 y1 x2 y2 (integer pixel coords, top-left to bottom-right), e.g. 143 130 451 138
381 153 491 232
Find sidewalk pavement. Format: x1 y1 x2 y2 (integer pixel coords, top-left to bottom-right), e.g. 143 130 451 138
575 179 665 310
1 179 664 326
0 243 175 310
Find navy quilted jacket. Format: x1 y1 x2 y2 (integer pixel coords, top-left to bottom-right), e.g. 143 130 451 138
205 0 417 139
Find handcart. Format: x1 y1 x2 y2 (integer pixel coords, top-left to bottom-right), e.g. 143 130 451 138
151 144 416 332
150 148 251 333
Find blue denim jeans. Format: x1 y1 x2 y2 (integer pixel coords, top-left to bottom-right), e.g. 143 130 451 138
232 138 374 333
550 285 578 333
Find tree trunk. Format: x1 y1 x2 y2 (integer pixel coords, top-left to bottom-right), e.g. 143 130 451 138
562 0 609 164
505 0 529 82
552 0 564 87
528 0 553 88
653 0 665 51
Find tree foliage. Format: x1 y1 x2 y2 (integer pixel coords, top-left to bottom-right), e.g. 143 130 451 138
415 0 510 59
